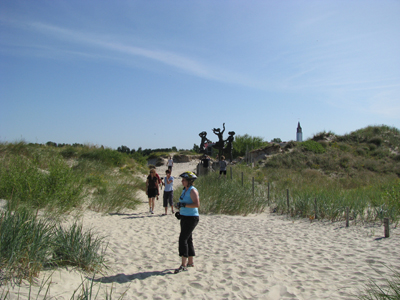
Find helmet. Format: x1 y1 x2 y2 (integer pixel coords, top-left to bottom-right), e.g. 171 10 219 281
179 171 197 180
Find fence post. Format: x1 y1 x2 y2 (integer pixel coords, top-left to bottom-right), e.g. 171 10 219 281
314 198 317 220
286 189 290 215
252 177 255 197
230 167 232 180
267 182 270 206
346 207 349 227
241 172 243 186
384 218 390 238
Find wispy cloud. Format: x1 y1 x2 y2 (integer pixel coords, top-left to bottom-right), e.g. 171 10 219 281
5 21 258 88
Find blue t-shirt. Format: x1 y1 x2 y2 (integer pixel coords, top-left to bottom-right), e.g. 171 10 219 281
164 176 174 192
179 186 199 217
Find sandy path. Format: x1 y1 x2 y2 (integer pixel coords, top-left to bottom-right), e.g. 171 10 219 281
3 162 400 299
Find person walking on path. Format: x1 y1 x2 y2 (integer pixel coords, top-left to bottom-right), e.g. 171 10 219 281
219 155 227 179
146 169 159 214
154 168 162 200
174 171 200 274
167 156 174 172
163 169 174 215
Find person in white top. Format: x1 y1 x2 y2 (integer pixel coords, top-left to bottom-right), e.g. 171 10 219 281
163 169 174 215
167 156 174 172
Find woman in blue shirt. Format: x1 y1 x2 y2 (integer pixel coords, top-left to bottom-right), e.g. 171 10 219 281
174 171 200 274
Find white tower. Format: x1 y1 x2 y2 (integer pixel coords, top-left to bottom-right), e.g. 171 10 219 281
296 122 303 142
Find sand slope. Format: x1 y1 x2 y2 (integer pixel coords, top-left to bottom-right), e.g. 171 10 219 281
3 161 400 299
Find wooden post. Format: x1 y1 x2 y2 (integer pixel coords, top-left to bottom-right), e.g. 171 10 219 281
267 182 270 206
314 198 317 220
346 207 349 227
384 218 390 238
230 167 232 180
241 172 244 186
252 177 255 197
287 189 290 215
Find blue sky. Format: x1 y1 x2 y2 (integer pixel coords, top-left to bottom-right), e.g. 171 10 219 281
1 0 399 150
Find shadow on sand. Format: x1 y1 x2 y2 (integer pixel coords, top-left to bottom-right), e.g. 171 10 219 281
107 212 164 219
91 269 173 284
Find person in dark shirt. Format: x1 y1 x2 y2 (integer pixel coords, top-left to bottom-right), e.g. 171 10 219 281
146 169 159 214
201 155 210 168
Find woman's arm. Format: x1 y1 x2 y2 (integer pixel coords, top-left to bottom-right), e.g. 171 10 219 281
186 188 200 208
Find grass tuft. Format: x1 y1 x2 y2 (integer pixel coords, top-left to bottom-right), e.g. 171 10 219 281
0 209 107 283
358 265 400 300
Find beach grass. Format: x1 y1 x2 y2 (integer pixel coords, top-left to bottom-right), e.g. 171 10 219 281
195 171 266 215
0 208 107 284
173 165 268 215
0 142 144 215
0 151 84 215
0 208 54 283
358 265 400 300
53 222 107 272
265 169 399 223
0 124 399 289
0 272 127 299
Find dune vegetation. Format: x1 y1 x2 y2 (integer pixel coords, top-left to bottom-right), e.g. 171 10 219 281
0 125 399 297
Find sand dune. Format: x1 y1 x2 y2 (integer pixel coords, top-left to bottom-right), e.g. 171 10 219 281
3 161 400 299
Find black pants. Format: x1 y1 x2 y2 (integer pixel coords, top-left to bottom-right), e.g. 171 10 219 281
179 216 199 257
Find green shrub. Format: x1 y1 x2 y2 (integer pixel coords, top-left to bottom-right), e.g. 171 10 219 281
284 141 296 150
232 134 268 157
339 155 352 169
312 131 335 141
318 141 328 148
147 152 170 159
369 136 384 146
130 152 147 166
338 142 351 152
60 146 78 158
300 140 326 154
79 148 126 167
371 149 389 159
356 147 366 156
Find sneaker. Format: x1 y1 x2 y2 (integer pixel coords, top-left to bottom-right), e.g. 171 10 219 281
151 210 154 214
174 265 188 274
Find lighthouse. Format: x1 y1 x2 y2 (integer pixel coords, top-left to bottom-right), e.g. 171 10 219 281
296 122 303 142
